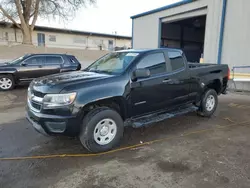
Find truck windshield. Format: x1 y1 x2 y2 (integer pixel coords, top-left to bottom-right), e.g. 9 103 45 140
85 52 139 75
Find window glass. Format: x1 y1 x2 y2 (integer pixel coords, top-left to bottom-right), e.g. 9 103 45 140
168 51 185 71
46 56 63 65
24 56 45 65
8 55 29 65
69 56 77 64
86 52 139 75
137 53 166 75
73 37 86 44
49 35 56 42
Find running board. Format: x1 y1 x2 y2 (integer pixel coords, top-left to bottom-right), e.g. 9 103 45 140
129 105 198 128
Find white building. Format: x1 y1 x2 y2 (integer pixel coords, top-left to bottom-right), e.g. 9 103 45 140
131 0 250 76
0 22 131 51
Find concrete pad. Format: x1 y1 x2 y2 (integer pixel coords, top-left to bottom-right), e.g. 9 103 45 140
0 91 250 188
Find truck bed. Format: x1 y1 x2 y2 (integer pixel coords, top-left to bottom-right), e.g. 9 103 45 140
188 63 219 69
188 62 229 94
188 63 228 75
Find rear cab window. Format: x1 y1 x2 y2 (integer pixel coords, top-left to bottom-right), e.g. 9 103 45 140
167 51 185 72
136 52 166 75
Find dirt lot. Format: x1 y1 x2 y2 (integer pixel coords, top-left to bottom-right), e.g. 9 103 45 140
0 87 250 188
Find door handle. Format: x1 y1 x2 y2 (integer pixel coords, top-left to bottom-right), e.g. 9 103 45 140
162 78 172 83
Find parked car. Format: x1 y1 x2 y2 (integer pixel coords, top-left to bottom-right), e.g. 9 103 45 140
0 54 81 90
26 48 229 152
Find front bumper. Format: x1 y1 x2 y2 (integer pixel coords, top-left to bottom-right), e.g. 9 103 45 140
26 106 82 136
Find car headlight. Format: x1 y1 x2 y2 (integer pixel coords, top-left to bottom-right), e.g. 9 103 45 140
27 87 32 101
43 92 77 108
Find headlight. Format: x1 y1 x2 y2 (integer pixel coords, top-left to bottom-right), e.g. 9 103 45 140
43 92 77 108
27 87 31 101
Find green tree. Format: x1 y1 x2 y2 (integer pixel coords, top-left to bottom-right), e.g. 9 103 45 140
0 0 96 44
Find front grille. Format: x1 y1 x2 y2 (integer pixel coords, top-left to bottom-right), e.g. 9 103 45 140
31 101 42 111
33 90 46 98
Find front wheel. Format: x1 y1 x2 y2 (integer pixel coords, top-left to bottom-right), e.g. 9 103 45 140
79 107 124 153
0 75 15 91
197 89 218 117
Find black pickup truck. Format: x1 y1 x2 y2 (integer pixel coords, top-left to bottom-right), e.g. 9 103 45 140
26 48 229 152
0 54 81 90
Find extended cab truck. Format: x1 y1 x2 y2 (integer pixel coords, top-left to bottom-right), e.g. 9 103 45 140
26 49 229 152
0 54 81 90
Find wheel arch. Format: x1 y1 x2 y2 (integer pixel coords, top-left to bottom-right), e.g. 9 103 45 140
205 79 222 94
0 71 18 83
81 96 128 120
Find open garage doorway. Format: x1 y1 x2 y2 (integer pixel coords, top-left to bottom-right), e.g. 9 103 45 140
161 15 206 63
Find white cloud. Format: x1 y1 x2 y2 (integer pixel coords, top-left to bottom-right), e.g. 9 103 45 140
37 0 181 36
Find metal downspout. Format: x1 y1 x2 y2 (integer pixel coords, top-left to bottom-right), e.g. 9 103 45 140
131 19 134 48
217 0 228 64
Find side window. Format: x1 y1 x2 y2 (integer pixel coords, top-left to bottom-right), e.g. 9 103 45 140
64 56 78 66
69 56 77 64
137 53 166 75
168 51 185 71
24 56 45 65
46 56 63 65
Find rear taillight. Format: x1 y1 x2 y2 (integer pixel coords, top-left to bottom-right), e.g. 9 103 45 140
228 68 230 80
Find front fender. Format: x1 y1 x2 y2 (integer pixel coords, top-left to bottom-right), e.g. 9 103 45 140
76 83 127 107
0 68 17 74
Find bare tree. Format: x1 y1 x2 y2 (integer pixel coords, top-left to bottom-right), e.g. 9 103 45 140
0 0 96 44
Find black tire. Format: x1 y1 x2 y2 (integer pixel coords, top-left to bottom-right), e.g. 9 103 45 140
79 107 124 153
197 89 218 117
0 74 15 91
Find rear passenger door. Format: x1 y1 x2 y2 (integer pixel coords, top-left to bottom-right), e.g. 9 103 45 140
44 56 63 75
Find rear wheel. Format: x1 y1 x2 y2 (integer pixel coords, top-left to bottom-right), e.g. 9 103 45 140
0 75 15 91
197 89 218 117
79 107 124 153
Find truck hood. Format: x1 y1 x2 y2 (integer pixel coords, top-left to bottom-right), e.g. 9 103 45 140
31 71 112 93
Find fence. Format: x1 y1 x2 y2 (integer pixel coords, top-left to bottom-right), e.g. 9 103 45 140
232 66 250 82
230 66 250 91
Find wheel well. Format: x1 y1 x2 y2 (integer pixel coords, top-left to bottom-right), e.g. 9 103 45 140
82 97 127 120
206 79 221 94
0 73 16 82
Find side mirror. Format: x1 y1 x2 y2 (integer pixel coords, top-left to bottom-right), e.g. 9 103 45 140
21 62 27 66
132 68 150 81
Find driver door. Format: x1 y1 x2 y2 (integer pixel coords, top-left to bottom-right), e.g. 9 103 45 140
17 56 46 81
129 52 171 117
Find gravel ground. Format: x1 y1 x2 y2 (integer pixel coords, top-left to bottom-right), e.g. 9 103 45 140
0 88 250 188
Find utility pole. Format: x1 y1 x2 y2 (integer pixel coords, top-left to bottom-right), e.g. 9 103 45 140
114 31 117 50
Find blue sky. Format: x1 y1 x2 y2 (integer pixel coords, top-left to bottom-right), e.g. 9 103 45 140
38 0 181 36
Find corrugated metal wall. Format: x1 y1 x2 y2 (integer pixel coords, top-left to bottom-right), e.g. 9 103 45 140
132 0 223 64
222 0 250 69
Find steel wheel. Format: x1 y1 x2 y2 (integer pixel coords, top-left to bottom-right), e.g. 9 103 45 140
93 118 117 145
0 77 13 90
80 107 124 153
205 95 215 112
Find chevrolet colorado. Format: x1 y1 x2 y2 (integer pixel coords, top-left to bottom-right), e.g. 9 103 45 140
26 48 229 152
